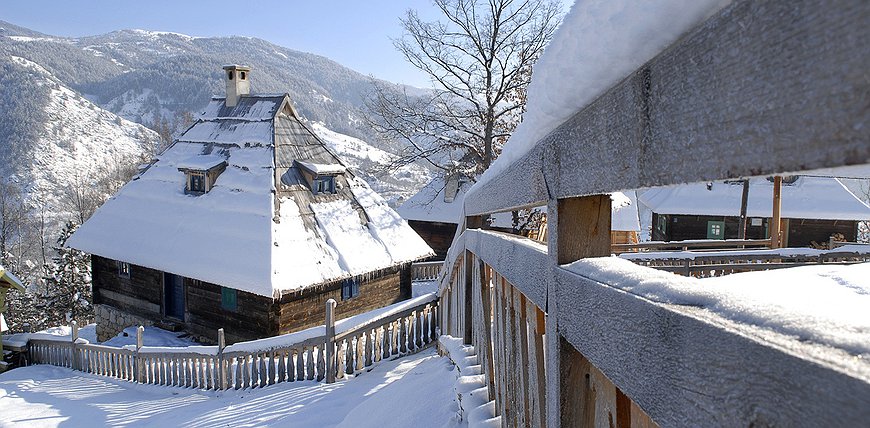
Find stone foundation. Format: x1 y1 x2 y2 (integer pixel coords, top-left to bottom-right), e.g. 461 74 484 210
95 304 153 342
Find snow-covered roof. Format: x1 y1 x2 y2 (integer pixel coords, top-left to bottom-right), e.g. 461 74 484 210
295 160 346 175
68 94 433 298
176 154 226 171
399 177 641 232
396 177 514 228
639 177 870 220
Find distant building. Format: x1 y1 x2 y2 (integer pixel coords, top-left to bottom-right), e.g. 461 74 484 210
69 65 433 343
399 175 640 258
639 176 870 246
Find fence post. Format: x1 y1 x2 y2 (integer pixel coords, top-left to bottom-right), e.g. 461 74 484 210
135 325 144 383
70 321 79 371
217 328 226 390
325 298 337 384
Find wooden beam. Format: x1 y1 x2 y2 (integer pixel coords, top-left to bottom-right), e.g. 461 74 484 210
557 195 612 264
555 195 613 428
463 229 548 310
554 267 870 426
464 0 870 216
770 176 783 248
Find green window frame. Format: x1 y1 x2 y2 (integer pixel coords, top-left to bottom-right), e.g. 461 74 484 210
707 220 725 240
221 286 237 311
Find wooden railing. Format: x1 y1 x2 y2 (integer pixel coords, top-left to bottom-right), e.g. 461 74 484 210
21 294 438 391
611 238 771 254
411 260 443 281
434 0 870 425
621 248 870 277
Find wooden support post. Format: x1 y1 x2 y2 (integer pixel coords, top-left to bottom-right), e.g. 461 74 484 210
551 195 612 428
325 298 337 384
770 176 783 248
135 326 144 383
464 215 482 345
738 179 750 240
557 195 612 264
70 321 79 371
216 328 226 389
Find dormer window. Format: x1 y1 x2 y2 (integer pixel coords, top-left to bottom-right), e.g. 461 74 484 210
314 176 336 194
189 172 206 193
294 160 346 196
177 155 228 195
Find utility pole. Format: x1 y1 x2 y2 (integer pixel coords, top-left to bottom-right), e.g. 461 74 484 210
738 179 750 240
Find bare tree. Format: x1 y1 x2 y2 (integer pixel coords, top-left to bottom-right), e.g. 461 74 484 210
368 0 561 178
0 182 26 268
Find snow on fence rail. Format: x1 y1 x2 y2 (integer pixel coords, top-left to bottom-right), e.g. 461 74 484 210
611 238 771 254
21 293 439 391
620 246 870 277
435 0 870 424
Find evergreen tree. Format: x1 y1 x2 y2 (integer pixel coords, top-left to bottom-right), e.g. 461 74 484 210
48 220 92 325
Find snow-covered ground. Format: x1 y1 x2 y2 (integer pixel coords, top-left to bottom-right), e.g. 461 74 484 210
0 349 463 428
3 324 199 349
413 280 439 298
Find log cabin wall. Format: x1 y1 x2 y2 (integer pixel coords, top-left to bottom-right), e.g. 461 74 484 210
92 255 163 318
92 255 276 344
184 279 275 345
274 264 412 335
407 220 458 260
93 255 413 344
652 214 857 246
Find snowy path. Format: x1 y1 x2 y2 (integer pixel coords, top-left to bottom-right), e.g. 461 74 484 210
0 349 463 427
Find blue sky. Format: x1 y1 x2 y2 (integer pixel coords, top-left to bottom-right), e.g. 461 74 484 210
2 0 442 87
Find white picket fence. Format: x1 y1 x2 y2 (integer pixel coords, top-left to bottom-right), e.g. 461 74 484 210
24 293 439 391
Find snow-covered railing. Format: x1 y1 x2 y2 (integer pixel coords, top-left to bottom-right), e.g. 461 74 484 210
611 238 771 254
435 0 870 425
23 294 439 391
411 260 443 281
620 246 870 277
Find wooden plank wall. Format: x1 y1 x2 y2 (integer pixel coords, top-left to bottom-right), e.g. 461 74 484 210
94 256 414 345
275 266 411 335
92 255 162 316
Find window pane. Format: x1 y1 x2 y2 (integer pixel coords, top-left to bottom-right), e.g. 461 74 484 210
189 173 205 192
221 287 237 311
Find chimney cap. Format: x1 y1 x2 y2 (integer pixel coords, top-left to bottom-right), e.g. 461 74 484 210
222 64 251 71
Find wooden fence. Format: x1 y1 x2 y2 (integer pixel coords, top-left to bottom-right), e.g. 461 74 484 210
611 238 771 254
435 0 870 426
23 294 438 391
411 260 443 281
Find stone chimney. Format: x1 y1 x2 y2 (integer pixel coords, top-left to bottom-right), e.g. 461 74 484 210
223 65 251 107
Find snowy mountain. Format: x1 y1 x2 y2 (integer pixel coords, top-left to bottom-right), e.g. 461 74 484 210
0 54 159 227
0 20 433 202
0 21 418 147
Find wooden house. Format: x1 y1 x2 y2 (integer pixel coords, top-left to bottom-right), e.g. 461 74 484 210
640 176 870 246
68 65 434 343
398 175 641 257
